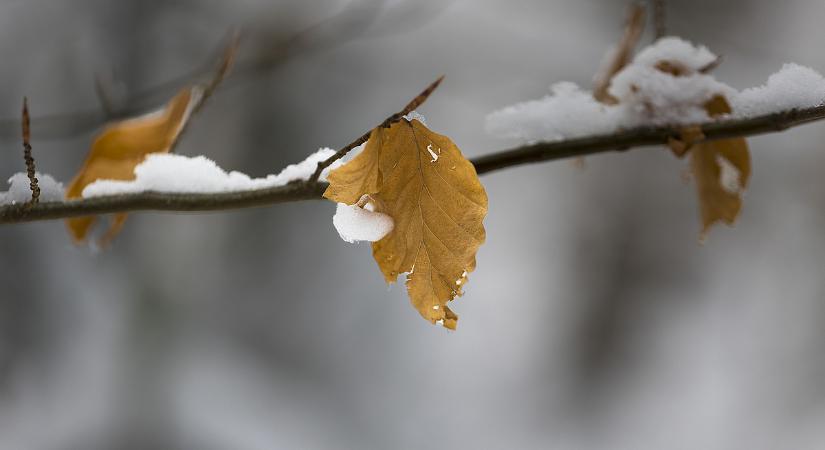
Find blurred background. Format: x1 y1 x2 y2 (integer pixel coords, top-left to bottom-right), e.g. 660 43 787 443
2 0 825 449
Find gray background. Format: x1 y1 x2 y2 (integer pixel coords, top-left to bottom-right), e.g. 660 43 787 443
2 0 825 449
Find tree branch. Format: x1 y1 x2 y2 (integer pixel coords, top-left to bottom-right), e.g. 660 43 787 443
472 104 825 174
2 103 825 225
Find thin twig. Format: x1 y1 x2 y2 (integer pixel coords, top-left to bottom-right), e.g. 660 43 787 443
21 97 39 205
3 103 825 224
93 72 118 117
652 0 666 39
168 34 239 155
699 56 723 74
195 31 241 114
307 75 444 182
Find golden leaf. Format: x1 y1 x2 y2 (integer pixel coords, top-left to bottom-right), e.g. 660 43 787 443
689 95 751 240
324 119 488 329
65 87 202 244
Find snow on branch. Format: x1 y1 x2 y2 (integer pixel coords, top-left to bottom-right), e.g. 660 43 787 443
2 100 825 225
81 148 340 198
485 38 825 143
3 37 825 226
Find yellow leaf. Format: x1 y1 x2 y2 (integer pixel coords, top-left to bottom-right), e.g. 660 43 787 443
689 95 751 240
325 119 488 329
65 87 202 244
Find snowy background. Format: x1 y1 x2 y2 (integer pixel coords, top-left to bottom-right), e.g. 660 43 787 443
2 0 825 449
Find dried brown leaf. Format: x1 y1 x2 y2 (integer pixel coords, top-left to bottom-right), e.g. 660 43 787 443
324 119 488 329
689 95 751 240
65 87 202 244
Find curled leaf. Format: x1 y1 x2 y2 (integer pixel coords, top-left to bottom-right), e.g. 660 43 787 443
65 87 203 244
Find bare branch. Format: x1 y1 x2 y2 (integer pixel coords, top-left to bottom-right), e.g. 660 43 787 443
3 104 825 225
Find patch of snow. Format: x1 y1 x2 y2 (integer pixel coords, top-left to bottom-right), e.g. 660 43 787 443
82 148 341 198
403 111 427 126
633 37 717 72
731 63 825 117
0 172 64 205
276 147 341 183
340 143 365 164
485 82 626 142
332 198 394 243
608 38 732 124
716 155 743 195
609 64 734 125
